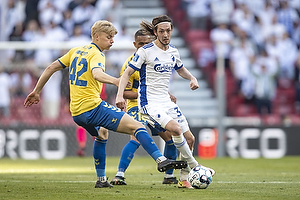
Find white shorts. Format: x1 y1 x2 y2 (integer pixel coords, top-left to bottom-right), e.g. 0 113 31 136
140 102 189 134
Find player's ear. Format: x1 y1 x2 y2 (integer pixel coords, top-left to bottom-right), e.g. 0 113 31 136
94 33 100 41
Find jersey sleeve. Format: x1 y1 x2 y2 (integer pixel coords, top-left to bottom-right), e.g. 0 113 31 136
90 51 105 72
174 49 183 70
128 48 146 71
58 50 72 68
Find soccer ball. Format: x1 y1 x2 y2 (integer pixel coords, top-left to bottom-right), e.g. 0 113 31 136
187 166 212 189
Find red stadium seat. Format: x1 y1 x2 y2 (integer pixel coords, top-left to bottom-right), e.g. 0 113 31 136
232 104 256 117
185 30 210 45
190 40 213 60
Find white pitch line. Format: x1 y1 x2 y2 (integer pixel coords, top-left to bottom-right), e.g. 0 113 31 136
0 180 299 184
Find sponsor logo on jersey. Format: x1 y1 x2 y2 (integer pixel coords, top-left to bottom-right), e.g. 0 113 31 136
154 64 173 73
98 63 105 69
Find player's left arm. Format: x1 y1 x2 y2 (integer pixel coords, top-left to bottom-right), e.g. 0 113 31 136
176 66 199 90
92 68 119 87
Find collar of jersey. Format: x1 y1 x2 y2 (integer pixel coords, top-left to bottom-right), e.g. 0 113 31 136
91 43 102 52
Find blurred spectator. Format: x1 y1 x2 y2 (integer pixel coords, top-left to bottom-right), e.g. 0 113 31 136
69 24 91 42
95 0 123 22
0 67 12 118
257 1 276 28
251 15 270 51
38 0 71 13
277 31 298 82
24 0 39 25
22 19 40 60
72 0 95 35
5 0 25 40
277 0 299 39
252 49 278 115
230 36 255 95
38 0 63 26
232 27 257 52
46 21 68 59
68 0 82 11
210 22 234 68
265 34 280 66
4 0 26 63
231 2 255 36
41 70 62 120
62 9 75 37
94 0 125 33
10 68 33 98
268 15 287 40
209 0 234 26
32 26 54 68
185 0 210 30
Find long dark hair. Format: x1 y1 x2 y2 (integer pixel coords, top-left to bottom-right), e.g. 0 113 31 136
140 15 173 37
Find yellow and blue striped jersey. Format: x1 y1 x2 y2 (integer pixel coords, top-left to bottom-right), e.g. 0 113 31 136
58 43 105 116
120 53 140 112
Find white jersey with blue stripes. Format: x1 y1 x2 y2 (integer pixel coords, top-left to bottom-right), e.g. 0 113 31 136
128 41 183 108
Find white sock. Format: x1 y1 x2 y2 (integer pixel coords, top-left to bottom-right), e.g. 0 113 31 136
116 172 125 177
164 174 174 178
172 134 198 169
179 153 191 181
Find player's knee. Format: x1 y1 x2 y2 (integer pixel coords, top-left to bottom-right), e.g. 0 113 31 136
97 127 109 140
168 124 182 136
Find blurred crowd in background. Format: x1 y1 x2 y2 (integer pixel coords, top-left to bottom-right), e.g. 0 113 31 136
0 0 300 122
181 0 300 119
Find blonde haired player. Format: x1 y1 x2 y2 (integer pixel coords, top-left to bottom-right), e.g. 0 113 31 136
24 20 187 188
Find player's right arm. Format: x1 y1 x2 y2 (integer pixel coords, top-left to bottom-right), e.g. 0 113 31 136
116 67 135 109
24 60 63 107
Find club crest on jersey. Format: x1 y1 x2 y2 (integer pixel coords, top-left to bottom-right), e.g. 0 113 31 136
154 64 173 73
133 54 139 62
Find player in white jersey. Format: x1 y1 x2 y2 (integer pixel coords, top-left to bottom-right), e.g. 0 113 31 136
116 15 215 188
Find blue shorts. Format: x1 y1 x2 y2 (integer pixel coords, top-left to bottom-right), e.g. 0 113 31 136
73 101 125 137
127 106 160 136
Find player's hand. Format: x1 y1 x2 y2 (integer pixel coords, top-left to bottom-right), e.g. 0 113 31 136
190 78 199 90
169 94 177 103
24 92 40 108
115 96 126 110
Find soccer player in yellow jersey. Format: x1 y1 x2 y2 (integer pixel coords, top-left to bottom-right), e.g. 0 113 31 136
24 20 187 188
111 30 179 185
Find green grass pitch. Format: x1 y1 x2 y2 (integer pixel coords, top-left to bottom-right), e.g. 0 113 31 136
0 156 299 200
